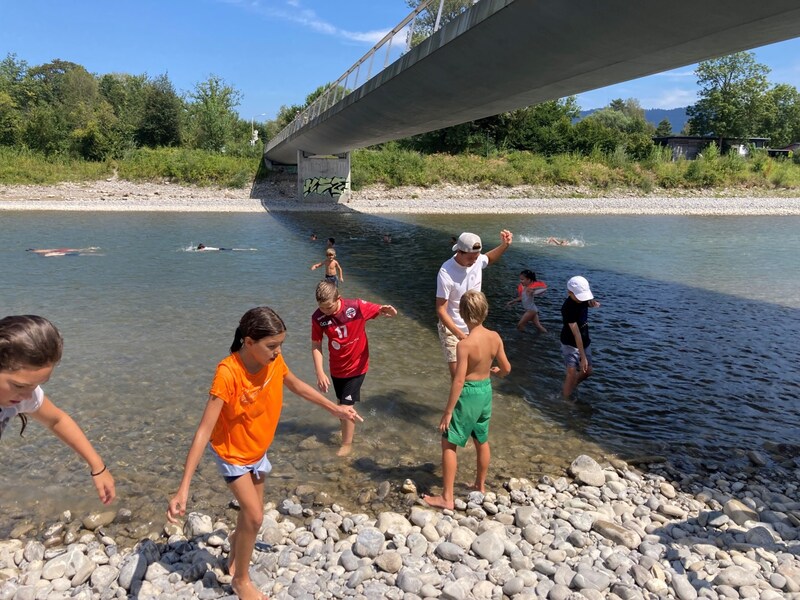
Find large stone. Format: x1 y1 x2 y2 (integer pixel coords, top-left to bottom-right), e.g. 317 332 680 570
117 553 147 591
591 520 642 549
570 455 606 487
82 511 116 531
713 566 758 588
671 573 698 600
435 542 464 562
41 548 88 581
374 551 403 573
376 512 413 538
723 499 758 526
353 526 385 558
471 530 505 563
184 512 213 538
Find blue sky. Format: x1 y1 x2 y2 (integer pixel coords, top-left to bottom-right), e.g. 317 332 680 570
2 0 799 122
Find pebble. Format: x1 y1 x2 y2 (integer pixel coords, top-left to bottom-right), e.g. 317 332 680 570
1 451 798 599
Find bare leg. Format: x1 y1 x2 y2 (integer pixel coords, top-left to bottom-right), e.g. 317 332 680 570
338 417 355 456
227 474 268 600
227 529 236 576
562 366 580 398
516 312 533 332
423 439 458 510
447 361 457 379
563 365 592 398
472 439 490 493
531 312 547 333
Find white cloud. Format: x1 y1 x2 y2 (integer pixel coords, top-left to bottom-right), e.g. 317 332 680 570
653 69 696 79
642 88 697 109
219 0 389 44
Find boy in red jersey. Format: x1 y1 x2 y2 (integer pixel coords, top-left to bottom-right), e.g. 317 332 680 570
311 281 397 456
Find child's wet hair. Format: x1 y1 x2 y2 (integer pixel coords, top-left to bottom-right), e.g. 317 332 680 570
0 315 63 438
230 307 286 353
460 290 488 325
520 269 536 280
0 315 63 372
315 281 340 303
326 249 336 258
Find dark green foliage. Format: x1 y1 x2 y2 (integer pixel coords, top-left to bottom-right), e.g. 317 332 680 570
687 52 770 140
136 75 182 148
654 118 673 137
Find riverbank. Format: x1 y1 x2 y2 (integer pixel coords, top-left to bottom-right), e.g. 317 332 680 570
1 179 800 214
1 451 797 599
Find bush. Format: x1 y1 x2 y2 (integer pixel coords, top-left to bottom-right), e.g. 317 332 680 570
117 147 257 187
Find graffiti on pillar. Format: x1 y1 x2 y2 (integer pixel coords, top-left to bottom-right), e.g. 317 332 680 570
303 176 348 199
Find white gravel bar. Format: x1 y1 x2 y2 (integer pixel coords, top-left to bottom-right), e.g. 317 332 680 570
0 180 799 214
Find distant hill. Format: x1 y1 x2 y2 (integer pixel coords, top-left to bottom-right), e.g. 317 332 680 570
579 107 689 134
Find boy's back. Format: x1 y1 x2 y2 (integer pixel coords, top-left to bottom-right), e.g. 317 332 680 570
456 325 509 381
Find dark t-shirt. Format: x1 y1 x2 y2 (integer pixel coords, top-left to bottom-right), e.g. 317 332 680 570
560 297 590 348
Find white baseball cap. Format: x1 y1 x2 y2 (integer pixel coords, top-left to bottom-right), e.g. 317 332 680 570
452 232 482 253
567 276 593 301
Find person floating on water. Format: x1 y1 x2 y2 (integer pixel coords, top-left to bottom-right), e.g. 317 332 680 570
27 247 99 257
547 237 570 246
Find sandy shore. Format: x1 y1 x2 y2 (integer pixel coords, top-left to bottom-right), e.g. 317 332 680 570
1 179 799 214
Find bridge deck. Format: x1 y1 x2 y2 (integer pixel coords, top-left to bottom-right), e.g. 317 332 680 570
265 0 800 164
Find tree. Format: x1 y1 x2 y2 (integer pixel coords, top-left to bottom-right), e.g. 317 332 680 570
405 0 475 47
686 51 770 141
186 75 241 151
654 118 673 137
761 83 800 148
136 74 182 148
500 97 579 154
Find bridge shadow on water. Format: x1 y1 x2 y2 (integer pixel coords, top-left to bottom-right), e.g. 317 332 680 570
255 204 800 507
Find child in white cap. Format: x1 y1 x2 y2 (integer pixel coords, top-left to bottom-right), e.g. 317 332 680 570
560 276 601 398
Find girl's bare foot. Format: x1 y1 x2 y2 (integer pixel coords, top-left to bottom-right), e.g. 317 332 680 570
337 443 353 457
226 530 236 577
231 577 267 600
422 494 454 510
470 483 486 493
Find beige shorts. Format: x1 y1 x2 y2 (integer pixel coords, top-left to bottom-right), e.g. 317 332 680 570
437 321 460 363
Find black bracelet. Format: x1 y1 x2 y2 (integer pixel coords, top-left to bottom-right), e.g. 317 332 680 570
90 465 107 477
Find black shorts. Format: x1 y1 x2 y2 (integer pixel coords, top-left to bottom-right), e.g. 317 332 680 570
331 373 366 405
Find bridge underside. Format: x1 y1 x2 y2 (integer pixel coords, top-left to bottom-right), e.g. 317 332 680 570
265 0 800 165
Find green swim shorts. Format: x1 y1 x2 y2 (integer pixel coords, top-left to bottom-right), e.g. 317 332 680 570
445 378 492 447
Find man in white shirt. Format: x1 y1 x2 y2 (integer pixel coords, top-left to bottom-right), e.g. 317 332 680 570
436 230 513 377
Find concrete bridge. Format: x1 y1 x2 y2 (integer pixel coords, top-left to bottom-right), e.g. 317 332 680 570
263 0 800 198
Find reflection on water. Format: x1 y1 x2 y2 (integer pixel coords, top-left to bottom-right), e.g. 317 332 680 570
1 210 799 539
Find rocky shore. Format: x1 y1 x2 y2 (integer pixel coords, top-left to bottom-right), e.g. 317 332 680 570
1 451 798 600
0 179 799 214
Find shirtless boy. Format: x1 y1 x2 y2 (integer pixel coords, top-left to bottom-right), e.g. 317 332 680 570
424 290 510 509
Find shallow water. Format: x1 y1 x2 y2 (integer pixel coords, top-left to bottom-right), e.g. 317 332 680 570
1 210 799 539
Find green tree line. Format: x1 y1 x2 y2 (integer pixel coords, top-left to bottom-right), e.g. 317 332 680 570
1 48 799 177
0 53 264 161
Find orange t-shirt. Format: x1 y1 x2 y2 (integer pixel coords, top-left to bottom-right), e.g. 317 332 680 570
209 353 288 465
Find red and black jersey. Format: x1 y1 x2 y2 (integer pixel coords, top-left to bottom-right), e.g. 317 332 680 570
311 298 382 377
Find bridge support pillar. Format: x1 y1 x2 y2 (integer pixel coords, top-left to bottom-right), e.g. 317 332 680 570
297 151 351 202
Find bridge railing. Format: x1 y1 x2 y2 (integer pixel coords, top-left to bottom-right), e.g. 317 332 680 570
267 0 479 153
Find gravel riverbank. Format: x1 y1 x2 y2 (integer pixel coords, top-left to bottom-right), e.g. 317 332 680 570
1 451 798 600
1 180 799 214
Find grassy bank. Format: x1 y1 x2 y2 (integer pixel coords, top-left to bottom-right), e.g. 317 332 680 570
352 144 800 192
2 145 799 192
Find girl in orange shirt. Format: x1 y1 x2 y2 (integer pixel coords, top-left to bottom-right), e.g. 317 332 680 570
167 306 361 600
